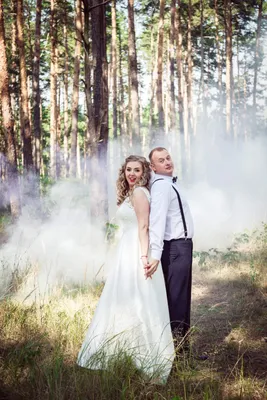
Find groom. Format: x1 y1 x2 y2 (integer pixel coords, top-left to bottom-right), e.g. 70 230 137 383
146 147 194 349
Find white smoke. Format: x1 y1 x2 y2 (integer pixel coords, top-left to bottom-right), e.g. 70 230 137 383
179 134 267 249
0 132 266 297
0 177 107 298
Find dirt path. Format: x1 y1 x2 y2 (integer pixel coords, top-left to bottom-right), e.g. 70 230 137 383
190 262 267 396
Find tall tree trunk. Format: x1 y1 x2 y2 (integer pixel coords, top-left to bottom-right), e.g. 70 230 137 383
111 0 117 138
149 24 156 134
10 0 18 142
50 0 57 179
97 5 109 219
83 0 95 182
70 0 82 177
77 132 81 178
118 25 126 138
199 0 204 110
243 57 248 140
128 0 140 145
176 0 186 177
225 0 233 137
156 0 165 129
63 8 69 177
187 0 193 138
92 1 104 145
253 0 263 118
17 0 33 169
91 0 109 219
56 83 61 177
169 0 176 131
215 0 222 115
165 35 170 133
0 0 20 216
183 69 189 152
32 0 42 175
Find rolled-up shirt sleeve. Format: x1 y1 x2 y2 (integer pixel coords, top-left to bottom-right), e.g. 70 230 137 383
149 181 171 260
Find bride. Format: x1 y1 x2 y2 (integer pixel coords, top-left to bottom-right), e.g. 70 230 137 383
77 155 175 382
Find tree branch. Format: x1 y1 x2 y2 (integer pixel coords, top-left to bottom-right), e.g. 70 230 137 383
88 0 111 11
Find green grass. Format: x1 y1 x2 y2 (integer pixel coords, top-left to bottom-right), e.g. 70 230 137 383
0 225 267 399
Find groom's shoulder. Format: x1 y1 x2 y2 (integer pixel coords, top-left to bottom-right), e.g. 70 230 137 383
150 178 171 192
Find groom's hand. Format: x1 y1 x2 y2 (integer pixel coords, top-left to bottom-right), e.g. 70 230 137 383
145 259 159 279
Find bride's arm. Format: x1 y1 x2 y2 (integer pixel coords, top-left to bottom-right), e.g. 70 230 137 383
132 189 150 263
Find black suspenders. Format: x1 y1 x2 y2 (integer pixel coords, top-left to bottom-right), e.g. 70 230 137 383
151 178 188 239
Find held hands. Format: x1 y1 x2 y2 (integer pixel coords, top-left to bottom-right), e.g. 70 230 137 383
144 258 159 279
141 256 150 278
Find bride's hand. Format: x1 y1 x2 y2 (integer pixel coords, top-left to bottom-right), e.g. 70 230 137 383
141 256 151 279
145 259 159 279
141 256 148 267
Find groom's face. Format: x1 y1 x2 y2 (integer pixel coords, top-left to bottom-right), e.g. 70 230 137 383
150 150 174 176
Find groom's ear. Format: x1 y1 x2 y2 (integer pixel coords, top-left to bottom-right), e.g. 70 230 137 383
150 163 156 172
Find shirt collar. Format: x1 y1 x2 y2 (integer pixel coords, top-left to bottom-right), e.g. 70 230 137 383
153 173 174 182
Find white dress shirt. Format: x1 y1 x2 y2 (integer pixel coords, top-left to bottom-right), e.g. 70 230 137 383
149 174 194 260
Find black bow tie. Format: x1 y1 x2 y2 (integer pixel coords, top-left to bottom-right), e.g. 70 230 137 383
172 176 177 183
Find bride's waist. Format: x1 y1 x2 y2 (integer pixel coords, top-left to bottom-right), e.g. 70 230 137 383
120 225 138 234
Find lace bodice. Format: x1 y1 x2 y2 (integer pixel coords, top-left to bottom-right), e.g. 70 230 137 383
116 187 150 231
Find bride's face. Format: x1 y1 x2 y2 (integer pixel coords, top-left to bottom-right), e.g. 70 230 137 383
125 161 143 189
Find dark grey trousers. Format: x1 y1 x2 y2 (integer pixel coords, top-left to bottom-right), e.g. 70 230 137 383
161 239 193 339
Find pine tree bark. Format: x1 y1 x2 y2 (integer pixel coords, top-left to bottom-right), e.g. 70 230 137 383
243 57 248 140
225 0 233 136
215 0 222 114
176 0 185 176
91 0 109 219
10 0 18 140
165 35 170 132
83 0 96 181
56 83 61 177
169 0 176 131
111 0 117 138
149 25 154 128
253 0 263 116
17 0 33 169
97 5 109 218
156 0 165 130
128 0 140 144
186 0 193 137
70 0 82 177
199 0 204 110
118 25 126 138
92 0 104 146
0 0 20 216
63 8 69 177
50 0 57 178
32 0 42 175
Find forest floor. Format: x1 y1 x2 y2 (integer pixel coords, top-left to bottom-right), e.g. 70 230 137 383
0 226 267 399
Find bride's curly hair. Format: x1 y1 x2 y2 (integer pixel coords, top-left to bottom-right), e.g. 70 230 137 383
117 155 151 205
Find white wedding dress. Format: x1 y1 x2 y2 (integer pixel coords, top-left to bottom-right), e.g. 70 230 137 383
77 187 175 381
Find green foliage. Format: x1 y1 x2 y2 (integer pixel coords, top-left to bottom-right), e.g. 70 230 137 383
249 256 259 283
0 213 12 229
193 247 245 268
40 174 55 196
193 225 267 274
105 221 120 243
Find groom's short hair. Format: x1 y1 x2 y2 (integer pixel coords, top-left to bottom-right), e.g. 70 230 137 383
149 147 168 162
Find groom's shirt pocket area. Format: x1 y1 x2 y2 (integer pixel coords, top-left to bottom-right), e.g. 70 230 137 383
149 180 171 260
149 180 194 261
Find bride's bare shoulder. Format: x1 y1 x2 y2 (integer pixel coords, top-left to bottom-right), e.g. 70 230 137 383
133 186 150 201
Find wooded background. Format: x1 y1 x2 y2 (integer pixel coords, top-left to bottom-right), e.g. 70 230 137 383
0 0 266 219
